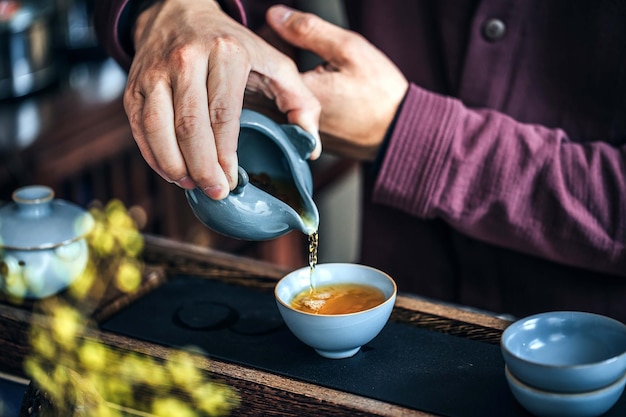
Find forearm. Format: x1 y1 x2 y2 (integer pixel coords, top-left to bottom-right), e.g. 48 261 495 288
375 83 626 276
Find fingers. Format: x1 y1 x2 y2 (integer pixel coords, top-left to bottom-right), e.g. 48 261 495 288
126 42 247 201
271 74 322 159
125 2 323 202
124 72 190 187
249 52 322 159
266 5 353 69
207 37 249 191
170 46 231 200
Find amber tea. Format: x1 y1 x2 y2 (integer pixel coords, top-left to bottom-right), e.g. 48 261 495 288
249 172 306 216
290 283 386 315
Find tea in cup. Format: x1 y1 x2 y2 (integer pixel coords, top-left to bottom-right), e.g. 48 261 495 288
274 263 397 359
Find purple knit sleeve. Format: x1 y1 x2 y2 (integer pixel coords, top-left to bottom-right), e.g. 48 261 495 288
374 83 626 276
93 0 246 71
93 0 132 70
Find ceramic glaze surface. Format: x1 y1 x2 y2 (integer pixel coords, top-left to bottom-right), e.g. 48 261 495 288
1 241 89 298
505 365 626 417
0 185 93 248
0 185 93 298
186 109 319 241
275 263 397 359
501 311 626 393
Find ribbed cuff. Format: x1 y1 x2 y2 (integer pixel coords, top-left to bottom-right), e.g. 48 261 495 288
369 90 408 177
373 83 461 218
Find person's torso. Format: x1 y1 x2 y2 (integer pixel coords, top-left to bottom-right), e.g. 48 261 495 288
346 0 626 319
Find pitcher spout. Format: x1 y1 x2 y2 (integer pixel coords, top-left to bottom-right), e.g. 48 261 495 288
294 193 319 236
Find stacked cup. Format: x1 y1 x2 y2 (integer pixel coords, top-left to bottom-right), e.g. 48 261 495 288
501 311 626 417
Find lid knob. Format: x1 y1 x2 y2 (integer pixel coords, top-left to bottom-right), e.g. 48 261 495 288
12 185 54 218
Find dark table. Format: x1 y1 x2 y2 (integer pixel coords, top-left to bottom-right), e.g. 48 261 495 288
0 234 510 416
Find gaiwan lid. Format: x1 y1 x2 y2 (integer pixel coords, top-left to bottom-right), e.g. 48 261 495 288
0 185 94 250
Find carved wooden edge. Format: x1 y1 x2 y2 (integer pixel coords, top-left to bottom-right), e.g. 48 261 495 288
394 295 512 331
0 370 29 386
141 235 512 336
0 303 436 417
0 304 34 377
142 234 290 280
0 301 497 416
142 234 512 330
90 266 167 323
390 295 511 346
104 235 511 345
97 330 434 417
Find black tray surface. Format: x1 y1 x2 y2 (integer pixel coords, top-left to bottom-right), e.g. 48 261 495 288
0 376 27 417
100 275 626 417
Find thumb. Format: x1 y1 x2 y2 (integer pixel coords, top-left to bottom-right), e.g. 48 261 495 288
266 5 348 69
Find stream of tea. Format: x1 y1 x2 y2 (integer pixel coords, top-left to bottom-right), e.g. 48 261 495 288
308 230 319 291
293 229 386 314
248 170 384 314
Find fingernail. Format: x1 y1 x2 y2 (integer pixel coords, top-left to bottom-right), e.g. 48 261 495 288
203 185 226 200
311 129 322 160
271 5 293 23
174 176 196 189
311 128 320 142
155 168 174 183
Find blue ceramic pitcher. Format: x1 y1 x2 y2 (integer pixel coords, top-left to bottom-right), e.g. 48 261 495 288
185 109 320 240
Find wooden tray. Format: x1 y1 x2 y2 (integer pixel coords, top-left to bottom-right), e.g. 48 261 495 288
0 235 511 417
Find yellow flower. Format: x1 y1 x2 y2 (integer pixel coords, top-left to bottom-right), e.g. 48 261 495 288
118 229 144 257
115 259 142 293
51 304 84 348
152 398 198 417
69 262 97 299
166 352 202 387
193 383 239 416
78 339 108 372
30 328 56 360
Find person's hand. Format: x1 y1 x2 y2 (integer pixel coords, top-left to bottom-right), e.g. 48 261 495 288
266 5 409 161
125 0 321 200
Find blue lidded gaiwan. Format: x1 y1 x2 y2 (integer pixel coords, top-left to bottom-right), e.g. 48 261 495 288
0 185 94 298
185 109 320 241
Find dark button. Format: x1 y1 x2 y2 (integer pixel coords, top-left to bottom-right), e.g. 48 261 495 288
482 18 506 41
